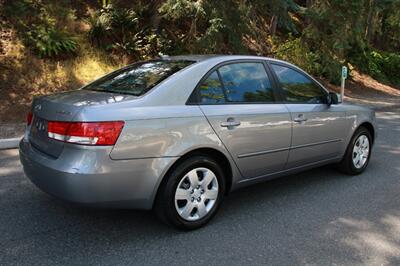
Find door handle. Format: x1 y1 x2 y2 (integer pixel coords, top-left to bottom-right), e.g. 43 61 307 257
221 118 241 128
294 114 308 123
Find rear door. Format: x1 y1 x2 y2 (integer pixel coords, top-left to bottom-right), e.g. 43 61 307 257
192 60 292 179
269 62 348 168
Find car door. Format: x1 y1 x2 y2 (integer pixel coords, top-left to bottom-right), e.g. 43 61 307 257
269 62 348 169
191 60 292 179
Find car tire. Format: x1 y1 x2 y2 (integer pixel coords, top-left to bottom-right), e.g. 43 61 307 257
337 126 372 175
154 155 226 230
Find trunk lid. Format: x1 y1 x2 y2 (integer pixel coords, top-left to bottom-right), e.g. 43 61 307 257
29 90 135 158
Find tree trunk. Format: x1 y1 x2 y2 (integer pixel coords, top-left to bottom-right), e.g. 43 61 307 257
149 0 163 32
379 10 389 49
305 0 313 25
365 0 375 43
270 15 278 36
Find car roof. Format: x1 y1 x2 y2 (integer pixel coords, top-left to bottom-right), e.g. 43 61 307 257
162 54 294 68
163 54 282 62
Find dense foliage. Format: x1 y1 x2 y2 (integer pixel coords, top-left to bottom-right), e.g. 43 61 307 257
3 0 78 57
2 0 400 86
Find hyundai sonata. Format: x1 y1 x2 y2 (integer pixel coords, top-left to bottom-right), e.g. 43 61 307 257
20 55 376 229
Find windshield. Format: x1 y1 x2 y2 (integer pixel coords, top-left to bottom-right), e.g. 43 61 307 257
84 60 194 96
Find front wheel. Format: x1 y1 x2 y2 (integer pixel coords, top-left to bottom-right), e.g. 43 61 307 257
154 155 225 230
337 126 372 175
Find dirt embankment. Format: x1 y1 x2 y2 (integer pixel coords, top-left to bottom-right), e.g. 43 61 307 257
0 22 122 124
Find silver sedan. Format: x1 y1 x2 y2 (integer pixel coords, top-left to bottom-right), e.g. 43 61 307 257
19 55 376 229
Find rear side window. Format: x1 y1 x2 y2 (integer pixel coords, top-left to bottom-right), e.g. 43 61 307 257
218 63 274 103
271 64 326 104
84 60 194 96
198 71 226 104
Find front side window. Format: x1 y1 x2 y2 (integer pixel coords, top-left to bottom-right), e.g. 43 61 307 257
84 60 194 96
271 64 326 104
218 62 275 103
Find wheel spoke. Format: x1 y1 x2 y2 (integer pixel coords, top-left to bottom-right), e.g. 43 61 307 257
204 189 218 200
175 188 191 201
356 139 361 147
187 170 199 187
179 202 195 218
202 170 215 187
197 201 207 218
363 136 368 145
354 154 360 166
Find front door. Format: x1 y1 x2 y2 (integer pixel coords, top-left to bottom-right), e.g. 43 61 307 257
269 62 348 169
194 61 292 179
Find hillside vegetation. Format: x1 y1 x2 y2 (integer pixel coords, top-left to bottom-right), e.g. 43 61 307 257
0 0 399 122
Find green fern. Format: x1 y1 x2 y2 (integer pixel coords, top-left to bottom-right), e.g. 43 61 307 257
27 25 78 58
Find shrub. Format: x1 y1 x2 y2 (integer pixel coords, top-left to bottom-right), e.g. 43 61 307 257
26 25 78 58
272 36 341 84
87 5 146 56
273 37 320 73
87 9 113 47
87 4 173 58
368 50 400 87
3 0 79 58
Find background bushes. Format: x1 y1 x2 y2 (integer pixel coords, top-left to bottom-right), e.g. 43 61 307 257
3 0 78 58
2 0 400 86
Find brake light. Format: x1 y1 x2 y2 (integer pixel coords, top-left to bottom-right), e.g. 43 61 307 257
27 111 33 126
47 121 124 145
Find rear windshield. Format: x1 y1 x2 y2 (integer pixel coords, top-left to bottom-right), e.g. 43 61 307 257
84 60 194 96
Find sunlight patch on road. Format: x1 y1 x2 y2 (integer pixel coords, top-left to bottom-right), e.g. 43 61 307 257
0 165 22 178
326 214 400 265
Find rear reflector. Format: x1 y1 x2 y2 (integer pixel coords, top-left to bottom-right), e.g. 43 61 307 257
27 111 33 126
47 121 124 145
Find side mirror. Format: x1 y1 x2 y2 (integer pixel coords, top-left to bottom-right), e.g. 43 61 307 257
327 92 342 105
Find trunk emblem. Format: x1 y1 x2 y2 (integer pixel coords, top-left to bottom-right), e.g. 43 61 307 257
35 120 46 131
56 110 72 115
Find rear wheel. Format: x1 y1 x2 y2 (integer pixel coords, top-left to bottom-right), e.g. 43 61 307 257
337 126 372 175
154 155 225 230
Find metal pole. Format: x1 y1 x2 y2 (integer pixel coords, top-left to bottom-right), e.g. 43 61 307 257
340 66 347 102
340 77 345 101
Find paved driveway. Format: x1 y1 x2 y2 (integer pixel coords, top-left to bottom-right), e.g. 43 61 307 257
1 111 399 265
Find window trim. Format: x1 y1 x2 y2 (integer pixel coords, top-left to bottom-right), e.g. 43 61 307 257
186 59 282 105
266 61 329 104
216 69 229 102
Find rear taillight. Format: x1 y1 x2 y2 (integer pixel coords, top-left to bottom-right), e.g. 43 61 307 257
47 121 124 146
27 111 33 126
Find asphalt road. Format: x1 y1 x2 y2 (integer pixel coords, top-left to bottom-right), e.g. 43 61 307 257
1 111 399 265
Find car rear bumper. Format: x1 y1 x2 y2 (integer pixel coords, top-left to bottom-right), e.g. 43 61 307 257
19 139 177 209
